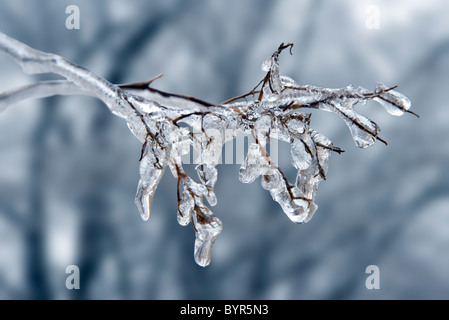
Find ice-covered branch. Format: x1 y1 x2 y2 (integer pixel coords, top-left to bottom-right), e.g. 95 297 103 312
0 80 93 112
0 32 124 114
0 34 416 266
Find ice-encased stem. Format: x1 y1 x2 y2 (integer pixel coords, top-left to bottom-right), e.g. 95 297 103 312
0 32 415 266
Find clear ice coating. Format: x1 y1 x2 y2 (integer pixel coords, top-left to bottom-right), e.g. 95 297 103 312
192 205 223 267
135 136 171 221
291 138 312 170
0 32 414 267
127 44 414 266
374 82 412 116
239 143 271 184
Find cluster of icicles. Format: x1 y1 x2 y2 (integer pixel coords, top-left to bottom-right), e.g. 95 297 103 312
0 33 416 267
131 44 414 266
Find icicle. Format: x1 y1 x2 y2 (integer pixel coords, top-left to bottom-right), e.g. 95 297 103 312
290 138 312 171
318 100 380 149
267 178 315 224
374 82 412 116
239 143 270 184
196 164 218 207
0 34 417 268
192 205 223 267
135 180 156 222
134 136 170 221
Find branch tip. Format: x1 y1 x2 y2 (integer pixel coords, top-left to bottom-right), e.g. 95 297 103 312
377 136 388 146
278 42 294 55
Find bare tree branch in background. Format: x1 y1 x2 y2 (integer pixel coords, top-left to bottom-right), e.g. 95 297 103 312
0 32 416 267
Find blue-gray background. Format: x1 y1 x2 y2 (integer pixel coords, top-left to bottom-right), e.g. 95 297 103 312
0 0 447 300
